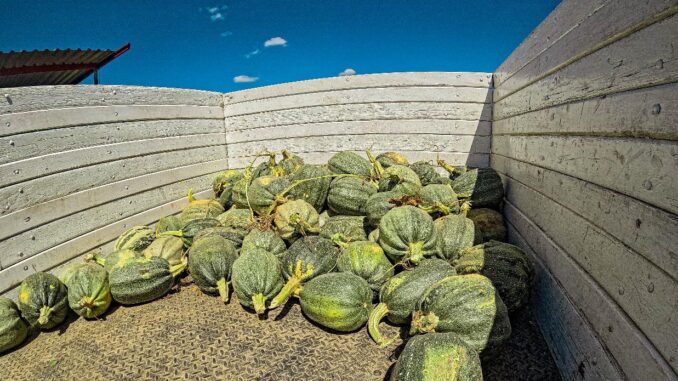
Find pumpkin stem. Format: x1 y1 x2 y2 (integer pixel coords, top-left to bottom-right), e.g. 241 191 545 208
408 242 426 264
269 261 314 309
84 252 106 267
216 278 229 304
251 293 267 316
187 188 195 203
37 305 52 326
460 200 472 217
433 201 451 216
367 303 398 347
437 158 456 174
366 149 384 179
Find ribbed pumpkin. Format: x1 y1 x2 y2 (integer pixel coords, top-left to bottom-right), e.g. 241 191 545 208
251 155 277 178
409 161 442 186
319 215 367 243
451 167 504 209
376 151 409 168
454 241 533 312
368 228 380 242
231 248 284 315
143 236 187 278
378 165 422 195
327 176 378 216
274 199 321 241
17 272 68 330
188 235 238 303
435 214 476 261
410 274 511 351
0 297 28 353
336 241 393 292
233 175 291 215
287 164 332 212
213 169 244 208
378 206 438 264
177 218 222 246
278 149 304 175
155 215 182 237
367 259 456 346
61 263 112 319
108 257 174 305
89 249 139 273
467 208 507 242
269 236 340 309
113 226 155 252
193 226 246 248
327 151 374 177
390 332 483 381
216 207 252 236
241 229 287 257
365 191 407 227
417 184 459 215
299 272 372 332
179 191 225 225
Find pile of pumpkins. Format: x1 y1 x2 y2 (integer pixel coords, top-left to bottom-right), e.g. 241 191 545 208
0 149 534 380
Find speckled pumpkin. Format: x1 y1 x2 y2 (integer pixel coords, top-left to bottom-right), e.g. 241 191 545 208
451 167 504 209
365 191 407 227
409 161 447 186
327 176 379 216
274 199 321 241
212 169 244 208
0 297 28 353
179 195 225 226
378 206 438 264
378 165 422 195
232 175 291 215
188 235 238 303
319 215 367 243
113 225 155 252
327 151 374 177
108 257 174 305
278 149 305 175
467 208 507 242
241 229 287 257
231 248 284 315
193 226 246 248
434 214 476 261
287 164 332 212
61 263 112 319
17 272 68 330
417 184 459 215
376 151 409 168
143 235 187 278
336 241 394 292
216 207 253 237
155 215 182 237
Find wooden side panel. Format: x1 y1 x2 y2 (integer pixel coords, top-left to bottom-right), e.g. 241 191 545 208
493 2 678 378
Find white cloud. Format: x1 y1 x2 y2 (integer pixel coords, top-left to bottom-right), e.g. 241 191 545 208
245 49 260 59
233 75 259 83
210 12 224 21
207 7 219 14
220 31 233 37
264 37 287 47
338 68 356 76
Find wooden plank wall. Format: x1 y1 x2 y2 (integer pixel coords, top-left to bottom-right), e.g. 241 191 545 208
492 1 678 380
0 85 227 296
223 72 493 169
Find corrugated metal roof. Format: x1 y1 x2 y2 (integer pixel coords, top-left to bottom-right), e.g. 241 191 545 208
0 44 130 88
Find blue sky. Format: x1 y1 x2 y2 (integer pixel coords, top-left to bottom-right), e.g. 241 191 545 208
1 0 559 92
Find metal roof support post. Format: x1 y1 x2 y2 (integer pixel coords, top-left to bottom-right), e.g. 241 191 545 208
93 69 99 85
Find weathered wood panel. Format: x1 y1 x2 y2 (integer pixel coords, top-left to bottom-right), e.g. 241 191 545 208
495 13 678 120
225 72 492 103
505 202 675 380
493 154 678 280
492 135 678 215
501 174 678 372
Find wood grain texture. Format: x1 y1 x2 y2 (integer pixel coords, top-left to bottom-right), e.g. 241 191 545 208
226 102 492 131
0 85 223 114
492 135 678 215
0 159 228 241
225 86 491 116
0 190 212 294
495 0 677 99
493 82 678 140
226 119 491 143
505 202 676 380
225 72 492 103
492 154 678 280
501 174 678 372
494 13 678 120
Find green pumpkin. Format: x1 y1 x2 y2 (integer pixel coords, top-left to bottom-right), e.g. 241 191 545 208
274 199 321 241
113 225 155 252
143 236 187 278
179 195 225 226
231 248 284 315
251 156 276 179
188 235 238 303
365 191 407 227
417 184 459 215
287 164 332 212
327 151 374 177
390 332 482 381
108 257 174 305
17 272 68 329
467 208 507 242
241 229 287 257
378 206 438 264
409 161 440 186
193 226 246 247
410 274 511 351
0 297 28 353
336 241 393 291
61 263 112 318
367 259 456 346
89 249 139 273
368 228 380 242
176 218 222 246
378 165 422 195
155 215 182 237
435 214 476 261
327 176 378 216
319 215 367 243
454 241 533 312
376 151 409 168
269 236 340 309
213 169 244 208
216 207 253 236
278 149 305 175
451 167 504 209
233 175 291 215
299 272 372 332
